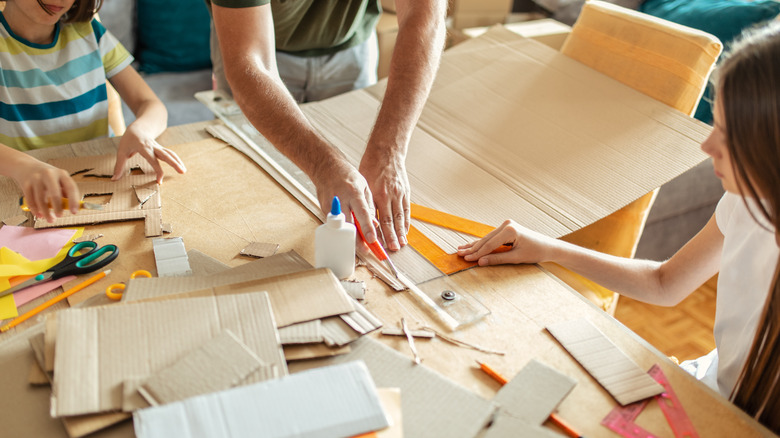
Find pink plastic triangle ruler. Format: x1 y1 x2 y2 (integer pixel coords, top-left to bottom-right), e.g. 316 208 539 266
601 364 699 438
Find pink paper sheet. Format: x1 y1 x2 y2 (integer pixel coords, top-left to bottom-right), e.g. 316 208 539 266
0 226 77 261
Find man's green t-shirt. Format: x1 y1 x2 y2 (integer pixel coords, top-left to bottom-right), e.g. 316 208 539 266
209 0 381 57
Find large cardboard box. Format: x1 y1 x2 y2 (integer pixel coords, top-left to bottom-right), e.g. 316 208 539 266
450 0 513 29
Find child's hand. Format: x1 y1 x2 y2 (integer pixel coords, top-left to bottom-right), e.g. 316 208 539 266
14 159 80 223
113 127 186 183
456 219 556 266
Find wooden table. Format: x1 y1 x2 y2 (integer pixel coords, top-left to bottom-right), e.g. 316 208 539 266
0 121 772 438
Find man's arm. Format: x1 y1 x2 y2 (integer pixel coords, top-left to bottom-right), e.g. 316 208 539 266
359 0 447 251
212 4 379 242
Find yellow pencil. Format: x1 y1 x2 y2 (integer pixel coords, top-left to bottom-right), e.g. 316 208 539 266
0 269 111 332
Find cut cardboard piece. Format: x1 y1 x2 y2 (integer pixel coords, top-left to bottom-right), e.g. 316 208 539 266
123 250 311 302
132 361 390 438
3 214 27 226
494 359 576 425
51 292 285 417
33 155 163 237
239 241 279 258
152 237 192 277
278 320 322 345
136 330 269 408
284 343 351 361
482 413 564 438
341 280 366 300
546 318 664 406
310 337 497 438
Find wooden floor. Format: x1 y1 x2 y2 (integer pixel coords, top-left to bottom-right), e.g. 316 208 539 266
614 275 717 362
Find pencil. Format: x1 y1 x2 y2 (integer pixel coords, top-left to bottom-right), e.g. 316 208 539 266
0 269 111 332
475 360 585 438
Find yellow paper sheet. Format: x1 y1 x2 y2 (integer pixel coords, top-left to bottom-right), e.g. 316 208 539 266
0 228 84 319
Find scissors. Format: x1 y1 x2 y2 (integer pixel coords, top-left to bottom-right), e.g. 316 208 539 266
0 241 119 299
105 270 152 301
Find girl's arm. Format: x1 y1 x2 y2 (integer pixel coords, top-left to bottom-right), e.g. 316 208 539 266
108 66 186 183
0 145 80 222
458 214 723 306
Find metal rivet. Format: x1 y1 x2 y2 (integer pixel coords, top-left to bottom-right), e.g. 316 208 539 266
441 290 456 301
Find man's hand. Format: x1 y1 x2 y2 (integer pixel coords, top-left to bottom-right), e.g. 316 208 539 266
314 154 377 244
359 151 410 251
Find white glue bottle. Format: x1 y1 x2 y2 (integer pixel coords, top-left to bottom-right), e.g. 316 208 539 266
315 196 356 279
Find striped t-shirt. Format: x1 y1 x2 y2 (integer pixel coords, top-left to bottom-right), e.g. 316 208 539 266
0 14 133 151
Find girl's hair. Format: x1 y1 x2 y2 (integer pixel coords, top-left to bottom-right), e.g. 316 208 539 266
716 21 780 433
38 0 102 23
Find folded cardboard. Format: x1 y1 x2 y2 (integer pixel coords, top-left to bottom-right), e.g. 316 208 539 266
133 361 390 438
51 292 285 417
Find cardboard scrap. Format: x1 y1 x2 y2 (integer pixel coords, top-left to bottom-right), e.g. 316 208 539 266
133 184 157 206
72 233 103 243
546 318 664 405
278 320 322 345
123 250 311 302
322 316 362 347
239 242 279 258
51 292 286 417
3 214 27 226
132 361 390 438
284 343 351 361
34 155 163 237
494 359 576 425
340 300 383 335
28 332 51 385
315 337 497 438
482 413 564 438
186 249 230 275
380 327 435 339
341 280 366 300
152 237 192 277
136 331 268 408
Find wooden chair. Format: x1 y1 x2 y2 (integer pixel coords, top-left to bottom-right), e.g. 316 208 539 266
543 0 722 313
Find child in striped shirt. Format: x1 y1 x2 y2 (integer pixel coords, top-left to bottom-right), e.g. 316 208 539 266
0 0 186 222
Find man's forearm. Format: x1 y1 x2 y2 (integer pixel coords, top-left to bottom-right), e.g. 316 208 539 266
367 0 446 156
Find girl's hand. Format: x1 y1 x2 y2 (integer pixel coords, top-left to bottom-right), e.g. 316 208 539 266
14 159 80 223
456 219 558 266
113 126 186 183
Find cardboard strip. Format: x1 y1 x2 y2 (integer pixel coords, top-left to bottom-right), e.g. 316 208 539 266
132 361 390 438
340 300 383 335
136 331 266 408
284 343 351 361
546 318 664 406
322 316 362 347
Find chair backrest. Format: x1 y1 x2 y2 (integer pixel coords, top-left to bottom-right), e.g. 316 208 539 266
561 0 723 115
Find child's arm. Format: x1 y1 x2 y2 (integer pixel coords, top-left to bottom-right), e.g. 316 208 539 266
0 145 80 223
457 215 723 306
108 66 186 183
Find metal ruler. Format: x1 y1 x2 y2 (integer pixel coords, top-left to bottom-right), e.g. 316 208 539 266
601 364 699 438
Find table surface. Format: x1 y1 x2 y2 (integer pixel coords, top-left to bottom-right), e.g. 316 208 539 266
0 121 772 438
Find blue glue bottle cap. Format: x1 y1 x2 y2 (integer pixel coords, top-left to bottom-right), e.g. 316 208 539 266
330 196 341 216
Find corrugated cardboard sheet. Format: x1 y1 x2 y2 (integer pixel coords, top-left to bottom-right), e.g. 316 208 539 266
299 26 711 255
51 292 285 417
133 361 390 438
308 337 497 438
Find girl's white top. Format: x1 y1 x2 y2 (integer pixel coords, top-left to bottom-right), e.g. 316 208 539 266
683 192 779 396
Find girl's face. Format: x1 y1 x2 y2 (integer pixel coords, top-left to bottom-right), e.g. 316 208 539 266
701 97 741 194
3 0 76 43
